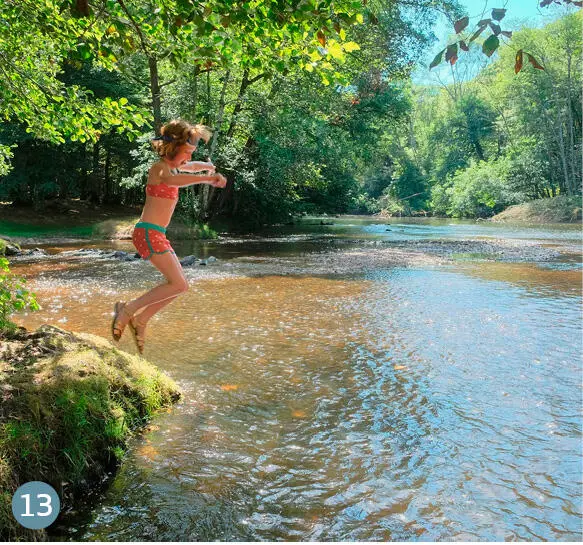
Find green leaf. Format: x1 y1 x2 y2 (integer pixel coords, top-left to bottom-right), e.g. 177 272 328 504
327 41 343 59
77 43 92 60
482 34 499 57
343 41 360 52
429 48 446 69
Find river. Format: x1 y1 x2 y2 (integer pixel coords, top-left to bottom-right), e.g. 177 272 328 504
8 216 582 541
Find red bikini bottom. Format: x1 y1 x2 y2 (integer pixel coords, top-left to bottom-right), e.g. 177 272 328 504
132 222 175 260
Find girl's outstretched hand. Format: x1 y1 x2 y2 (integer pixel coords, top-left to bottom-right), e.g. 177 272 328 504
211 173 227 188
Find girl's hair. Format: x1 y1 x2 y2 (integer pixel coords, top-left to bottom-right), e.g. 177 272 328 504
152 119 212 159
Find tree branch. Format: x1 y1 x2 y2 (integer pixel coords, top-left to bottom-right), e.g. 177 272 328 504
116 0 151 56
159 78 177 88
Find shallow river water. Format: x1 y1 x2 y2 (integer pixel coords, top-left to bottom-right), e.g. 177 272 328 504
8 217 582 541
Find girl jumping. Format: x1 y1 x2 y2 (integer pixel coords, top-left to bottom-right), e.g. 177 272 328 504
111 119 226 353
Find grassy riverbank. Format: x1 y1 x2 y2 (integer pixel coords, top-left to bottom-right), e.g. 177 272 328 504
0 325 181 541
490 196 582 223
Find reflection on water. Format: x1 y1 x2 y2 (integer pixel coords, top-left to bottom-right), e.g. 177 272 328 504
8 218 582 541
457 262 582 298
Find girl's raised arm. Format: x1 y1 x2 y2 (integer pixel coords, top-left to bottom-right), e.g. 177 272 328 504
178 161 215 173
150 162 220 188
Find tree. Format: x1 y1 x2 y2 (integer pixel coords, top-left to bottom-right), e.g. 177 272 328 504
0 0 146 175
478 10 582 196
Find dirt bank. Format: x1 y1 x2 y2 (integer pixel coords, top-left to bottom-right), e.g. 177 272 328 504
490 196 582 223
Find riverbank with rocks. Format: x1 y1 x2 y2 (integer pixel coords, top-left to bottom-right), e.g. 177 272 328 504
4 234 576 282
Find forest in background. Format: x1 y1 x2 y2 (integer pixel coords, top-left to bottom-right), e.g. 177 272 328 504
0 0 580 227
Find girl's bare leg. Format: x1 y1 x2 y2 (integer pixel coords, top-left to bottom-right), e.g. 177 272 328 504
128 295 179 352
115 252 188 331
134 295 179 325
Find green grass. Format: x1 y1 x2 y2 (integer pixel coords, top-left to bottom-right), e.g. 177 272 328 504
0 221 94 239
0 326 181 541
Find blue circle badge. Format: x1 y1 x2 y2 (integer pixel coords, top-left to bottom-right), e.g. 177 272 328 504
11 481 60 530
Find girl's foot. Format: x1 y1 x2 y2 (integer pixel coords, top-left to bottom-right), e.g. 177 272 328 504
129 317 146 354
111 302 132 341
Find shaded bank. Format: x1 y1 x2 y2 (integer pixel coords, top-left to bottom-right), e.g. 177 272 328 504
0 201 217 243
0 325 181 541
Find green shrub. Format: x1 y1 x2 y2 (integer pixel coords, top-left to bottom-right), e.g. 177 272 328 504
0 258 39 334
351 193 381 214
430 158 527 218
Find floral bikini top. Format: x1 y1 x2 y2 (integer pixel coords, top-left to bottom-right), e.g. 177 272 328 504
145 168 179 200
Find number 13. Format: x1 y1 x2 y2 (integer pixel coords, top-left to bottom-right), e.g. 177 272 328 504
20 493 53 517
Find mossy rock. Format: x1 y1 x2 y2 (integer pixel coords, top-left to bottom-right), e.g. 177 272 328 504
92 218 139 240
0 238 21 256
0 325 181 541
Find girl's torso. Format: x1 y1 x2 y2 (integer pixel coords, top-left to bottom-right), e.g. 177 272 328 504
139 164 179 228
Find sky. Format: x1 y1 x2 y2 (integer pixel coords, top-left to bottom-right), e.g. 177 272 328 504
411 0 576 85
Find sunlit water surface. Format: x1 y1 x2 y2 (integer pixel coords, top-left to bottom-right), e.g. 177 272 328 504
9 217 582 541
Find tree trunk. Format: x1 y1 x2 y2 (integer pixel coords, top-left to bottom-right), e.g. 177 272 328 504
217 136 254 216
472 138 485 161
80 143 88 200
207 70 212 124
149 56 162 134
556 107 571 195
565 52 577 195
89 141 100 204
189 67 200 225
104 148 111 203
225 68 266 139
226 68 250 140
204 69 231 218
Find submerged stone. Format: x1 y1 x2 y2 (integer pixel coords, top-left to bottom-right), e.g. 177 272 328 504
180 255 200 267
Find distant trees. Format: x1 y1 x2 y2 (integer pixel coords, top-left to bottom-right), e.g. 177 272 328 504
380 10 581 218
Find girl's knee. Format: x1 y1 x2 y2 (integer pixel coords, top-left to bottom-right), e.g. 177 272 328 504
175 278 189 294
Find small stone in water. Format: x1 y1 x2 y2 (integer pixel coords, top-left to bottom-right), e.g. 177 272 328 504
180 255 200 267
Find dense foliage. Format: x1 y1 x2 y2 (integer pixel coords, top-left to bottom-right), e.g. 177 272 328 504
380 9 581 218
0 258 39 334
0 0 579 223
